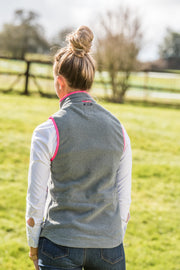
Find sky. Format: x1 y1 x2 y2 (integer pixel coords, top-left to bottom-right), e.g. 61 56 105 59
0 0 179 61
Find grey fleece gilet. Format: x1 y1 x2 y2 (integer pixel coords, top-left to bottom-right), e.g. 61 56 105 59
40 92 125 248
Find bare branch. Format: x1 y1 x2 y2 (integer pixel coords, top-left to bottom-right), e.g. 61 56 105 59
94 5 143 102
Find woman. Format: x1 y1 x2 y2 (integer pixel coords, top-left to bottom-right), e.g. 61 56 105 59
26 26 132 270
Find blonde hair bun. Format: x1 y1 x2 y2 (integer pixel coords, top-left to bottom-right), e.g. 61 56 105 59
67 26 94 57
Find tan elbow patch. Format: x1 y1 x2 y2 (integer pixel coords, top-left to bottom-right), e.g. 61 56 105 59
27 217 35 227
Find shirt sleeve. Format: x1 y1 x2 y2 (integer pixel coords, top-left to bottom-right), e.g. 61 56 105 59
26 119 57 248
117 125 132 239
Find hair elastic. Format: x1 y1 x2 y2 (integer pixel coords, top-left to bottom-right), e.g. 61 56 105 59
74 47 84 52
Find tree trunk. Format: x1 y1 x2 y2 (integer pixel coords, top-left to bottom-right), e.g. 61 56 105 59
119 91 125 103
118 71 130 103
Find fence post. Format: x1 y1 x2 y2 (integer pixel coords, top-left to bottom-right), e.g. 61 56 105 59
24 60 30 95
144 70 149 101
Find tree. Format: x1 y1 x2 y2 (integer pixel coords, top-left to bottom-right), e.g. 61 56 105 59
52 27 74 48
159 28 180 69
0 10 49 58
95 6 142 103
50 27 74 57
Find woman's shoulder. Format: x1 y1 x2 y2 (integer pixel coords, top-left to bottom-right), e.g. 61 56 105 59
33 118 56 139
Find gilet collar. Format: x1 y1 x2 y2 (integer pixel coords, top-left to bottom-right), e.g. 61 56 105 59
59 91 95 108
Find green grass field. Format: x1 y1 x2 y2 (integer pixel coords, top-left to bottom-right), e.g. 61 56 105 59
0 93 179 270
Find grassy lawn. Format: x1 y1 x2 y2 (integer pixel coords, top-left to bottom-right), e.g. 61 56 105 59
0 93 179 270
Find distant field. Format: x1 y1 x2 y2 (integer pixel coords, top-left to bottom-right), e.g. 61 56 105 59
0 93 179 270
95 71 180 91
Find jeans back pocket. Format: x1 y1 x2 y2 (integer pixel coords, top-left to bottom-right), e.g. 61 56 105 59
41 237 69 260
101 243 124 265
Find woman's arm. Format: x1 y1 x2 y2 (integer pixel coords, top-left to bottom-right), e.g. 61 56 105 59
26 119 57 251
117 125 132 239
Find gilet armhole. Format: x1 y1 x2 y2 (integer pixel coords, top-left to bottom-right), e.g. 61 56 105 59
121 125 126 152
49 116 60 161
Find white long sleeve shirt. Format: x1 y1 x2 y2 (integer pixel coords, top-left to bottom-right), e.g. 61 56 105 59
26 118 132 248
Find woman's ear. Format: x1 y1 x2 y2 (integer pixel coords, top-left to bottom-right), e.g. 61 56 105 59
55 75 68 99
57 75 68 91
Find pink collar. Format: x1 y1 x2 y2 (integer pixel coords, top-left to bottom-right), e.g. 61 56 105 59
59 91 87 103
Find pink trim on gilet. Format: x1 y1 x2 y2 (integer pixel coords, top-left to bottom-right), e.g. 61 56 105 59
49 117 60 161
82 100 92 103
121 126 126 152
59 91 87 103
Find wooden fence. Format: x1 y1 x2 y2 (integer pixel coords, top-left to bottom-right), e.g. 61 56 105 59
0 56 180 97
0 56 53 95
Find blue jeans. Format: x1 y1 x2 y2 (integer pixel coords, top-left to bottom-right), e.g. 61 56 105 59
38 237 126 270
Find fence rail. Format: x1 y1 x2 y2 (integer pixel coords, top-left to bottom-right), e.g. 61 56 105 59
0 56 180 97
0 56 52 95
